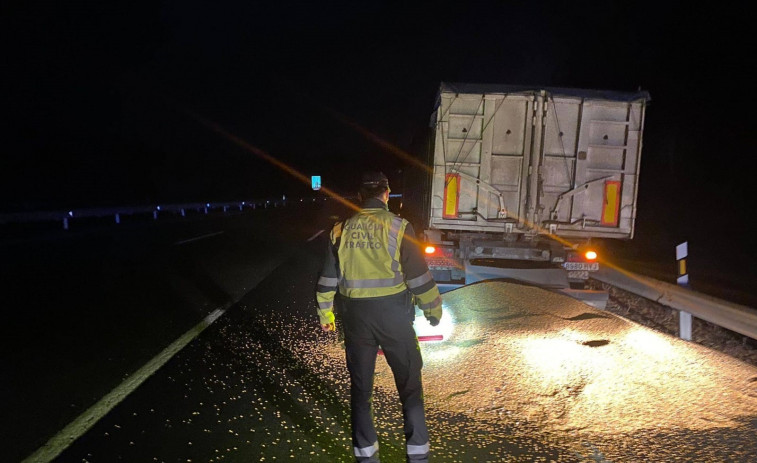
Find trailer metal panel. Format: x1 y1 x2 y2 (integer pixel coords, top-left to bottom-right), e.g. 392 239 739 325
429 83 649 241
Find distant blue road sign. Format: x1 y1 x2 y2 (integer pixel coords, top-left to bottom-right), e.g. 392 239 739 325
312 176 321 190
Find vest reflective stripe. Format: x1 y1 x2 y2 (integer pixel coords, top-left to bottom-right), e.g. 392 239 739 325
407 442 430 455
342 274 404 288
387 216 403 272
318 300 333 309
318 276 339 287
406 271 433 289
418 295 442 310
354 441 379 457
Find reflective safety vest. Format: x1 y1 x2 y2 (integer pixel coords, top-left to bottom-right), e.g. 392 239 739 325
335 208 408 299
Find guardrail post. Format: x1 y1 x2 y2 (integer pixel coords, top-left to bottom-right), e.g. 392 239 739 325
677 241 692 340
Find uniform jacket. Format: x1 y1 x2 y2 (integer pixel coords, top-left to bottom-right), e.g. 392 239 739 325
316 197 443 325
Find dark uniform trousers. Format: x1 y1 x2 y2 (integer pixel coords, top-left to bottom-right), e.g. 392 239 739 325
342 291 430 463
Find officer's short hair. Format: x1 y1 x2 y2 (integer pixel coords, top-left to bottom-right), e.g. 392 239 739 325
359 171 389 199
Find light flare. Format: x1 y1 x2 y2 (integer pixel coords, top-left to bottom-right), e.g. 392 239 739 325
188 111 430 247
413 304 455 343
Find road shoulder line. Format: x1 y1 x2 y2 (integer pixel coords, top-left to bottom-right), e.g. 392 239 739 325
22 307 228 463
173 231 225 246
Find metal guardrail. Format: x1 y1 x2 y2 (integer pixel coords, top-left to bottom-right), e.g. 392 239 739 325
0 198 327 229
0 194 399 229
592 266 757 341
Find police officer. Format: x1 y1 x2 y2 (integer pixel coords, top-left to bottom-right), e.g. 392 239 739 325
316 171 443 463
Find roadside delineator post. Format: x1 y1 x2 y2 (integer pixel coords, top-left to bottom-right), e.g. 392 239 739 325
63 217 69 230
677 241 692 340
115 213 120 224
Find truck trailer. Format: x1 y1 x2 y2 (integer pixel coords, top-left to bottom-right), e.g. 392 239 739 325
402 82 650 308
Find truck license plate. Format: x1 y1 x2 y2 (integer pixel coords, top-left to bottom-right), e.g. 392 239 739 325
564 262 599 271
568 270 589 280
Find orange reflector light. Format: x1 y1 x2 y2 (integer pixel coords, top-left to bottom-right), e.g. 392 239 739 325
601 180 621 226
425 246 436 254
443 173 460 219
585 250 598 261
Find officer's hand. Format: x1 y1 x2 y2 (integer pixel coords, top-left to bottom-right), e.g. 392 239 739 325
321 322 336 332
426 316 440 327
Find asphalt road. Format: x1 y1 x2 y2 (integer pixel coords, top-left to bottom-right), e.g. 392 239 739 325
6 200 757 462
2 200 337 462
47 207 577 463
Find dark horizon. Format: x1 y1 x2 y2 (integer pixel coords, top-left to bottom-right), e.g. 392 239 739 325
3 2 753 286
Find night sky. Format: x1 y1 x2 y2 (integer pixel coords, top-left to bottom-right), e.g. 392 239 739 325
3 2 754 285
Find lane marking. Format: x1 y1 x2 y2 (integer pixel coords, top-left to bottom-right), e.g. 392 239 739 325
173 231 224 246
23 307 228 463
306 230 325 242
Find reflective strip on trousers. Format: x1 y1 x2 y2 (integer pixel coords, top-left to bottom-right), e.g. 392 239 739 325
318 276 339 287
406 271 432 289
318 300 333 309
341 273 404 289
407 442 430 455
354 441 379 457
418 295 442 310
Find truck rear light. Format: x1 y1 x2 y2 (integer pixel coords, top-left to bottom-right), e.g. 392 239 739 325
425 245 436 254
585 250 597 261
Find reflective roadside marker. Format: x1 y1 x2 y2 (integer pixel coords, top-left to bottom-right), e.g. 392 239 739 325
676 242 689 286
677 241 692 341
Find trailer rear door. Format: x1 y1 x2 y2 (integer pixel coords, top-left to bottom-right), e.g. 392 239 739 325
430 84 647 240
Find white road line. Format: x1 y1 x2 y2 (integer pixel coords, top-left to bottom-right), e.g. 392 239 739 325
23 307 228 463
306 230 325 242
173 231 224 246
